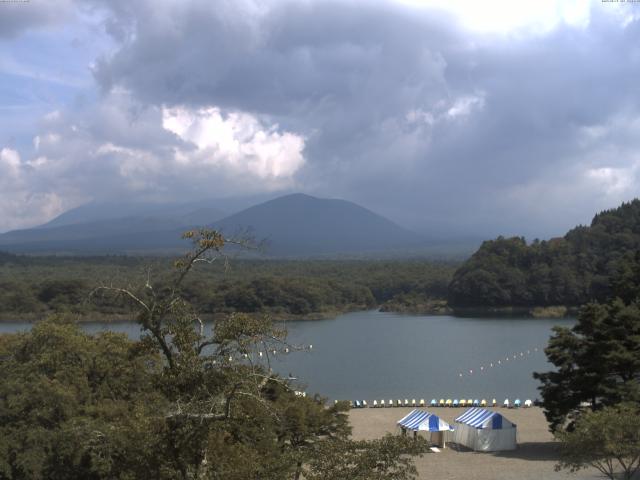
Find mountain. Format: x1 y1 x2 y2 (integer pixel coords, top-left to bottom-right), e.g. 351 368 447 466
38 200 227 229
213 193 425 256
0 193 427 256
448 199 640 308
0 201 228 254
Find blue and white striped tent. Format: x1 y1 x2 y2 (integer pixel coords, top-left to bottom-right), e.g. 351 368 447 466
397 409 453 432
453 408 517 451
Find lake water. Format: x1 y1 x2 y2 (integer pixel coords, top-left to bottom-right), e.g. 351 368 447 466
0 310 574 403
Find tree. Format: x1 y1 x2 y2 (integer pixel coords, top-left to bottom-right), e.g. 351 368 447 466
0 229 428 479
449 199 640 308
555 403 640 480
534 299 640 431
304 434 428 480
534 254 640 431
0 316 167 480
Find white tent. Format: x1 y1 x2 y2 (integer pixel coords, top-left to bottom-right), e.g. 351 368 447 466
397 409 454 448
452 407 517 451
397 409 453 432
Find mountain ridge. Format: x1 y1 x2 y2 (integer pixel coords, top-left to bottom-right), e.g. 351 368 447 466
0 193 429 257
448 198 640 308
213 193 425 256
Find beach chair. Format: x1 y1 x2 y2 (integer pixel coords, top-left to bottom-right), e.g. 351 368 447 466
514 399 521 408
445 399 452 407
467 399 473 406
492 398 497 407
354 400 360 408
380 399 385 408
473 399 480 407
419 399 425 407
373 400 378 408
397 399 402 407
404 399 409 407
453 399 459 407
388 399 393 408
411 399 417 407
480 399 487 407
524 399 532 408
362 400 368 408
503 398 510 408
430 399 437 407
459 399 466 408
438 398 445 407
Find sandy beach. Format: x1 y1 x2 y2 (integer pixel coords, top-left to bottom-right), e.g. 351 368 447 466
348 407 601 480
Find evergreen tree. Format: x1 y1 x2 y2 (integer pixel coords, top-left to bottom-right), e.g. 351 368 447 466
534 254 640 431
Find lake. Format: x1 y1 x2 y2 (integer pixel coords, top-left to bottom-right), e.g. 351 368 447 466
0 310 574 403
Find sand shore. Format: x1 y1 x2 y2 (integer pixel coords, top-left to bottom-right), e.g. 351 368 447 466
348 407 601 480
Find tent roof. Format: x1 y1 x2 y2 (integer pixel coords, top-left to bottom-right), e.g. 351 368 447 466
454 407 515 430
397 409 453 432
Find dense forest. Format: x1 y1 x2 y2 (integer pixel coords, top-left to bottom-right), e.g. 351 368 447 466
0 253 455 320
448 199 640 308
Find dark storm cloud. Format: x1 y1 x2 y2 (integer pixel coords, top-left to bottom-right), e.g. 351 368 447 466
85 0 640 237
3 0 640 236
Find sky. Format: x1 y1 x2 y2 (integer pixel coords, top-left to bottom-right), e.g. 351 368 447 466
1 0 639 239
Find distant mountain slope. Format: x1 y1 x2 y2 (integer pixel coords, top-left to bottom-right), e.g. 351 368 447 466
214 193 425 256
448 199 640 308
0 202 227 254
40 200 226 229
0 193 427 256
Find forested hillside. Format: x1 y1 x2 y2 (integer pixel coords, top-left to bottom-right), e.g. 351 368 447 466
0 254 455 320
448 199 640 308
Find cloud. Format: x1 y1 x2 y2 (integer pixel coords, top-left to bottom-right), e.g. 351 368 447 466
0 148 65 232
397 0 591 35
2 0 640 238
161 106 305 179
0 91 306 231
0 1 75 39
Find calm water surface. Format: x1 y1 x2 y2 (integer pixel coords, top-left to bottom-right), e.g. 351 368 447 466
0 310 574 402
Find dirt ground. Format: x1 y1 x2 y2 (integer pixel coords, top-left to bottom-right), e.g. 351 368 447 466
348 406 601 480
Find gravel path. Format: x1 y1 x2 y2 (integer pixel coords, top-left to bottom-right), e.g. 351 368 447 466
348 407 601 480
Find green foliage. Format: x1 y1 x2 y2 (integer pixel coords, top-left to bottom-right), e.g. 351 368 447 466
0 230 428 479
0 255 455 320
534 254 640 432
534 299 640 431
555 403 640 480
449 199 640 307
304 434 428 480
0 317 166 479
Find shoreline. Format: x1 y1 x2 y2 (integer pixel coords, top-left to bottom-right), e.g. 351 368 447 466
0 303 578 323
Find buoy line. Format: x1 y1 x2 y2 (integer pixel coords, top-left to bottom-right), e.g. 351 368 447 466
457 346 541 378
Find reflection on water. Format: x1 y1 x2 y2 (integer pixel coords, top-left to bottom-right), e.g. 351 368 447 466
1 310 573 401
